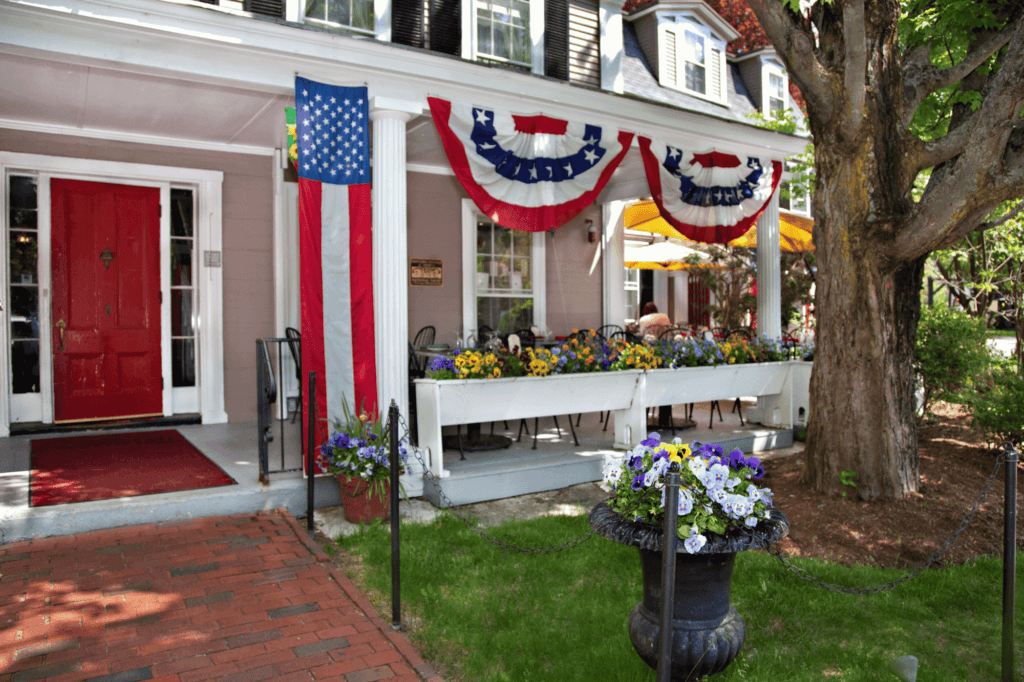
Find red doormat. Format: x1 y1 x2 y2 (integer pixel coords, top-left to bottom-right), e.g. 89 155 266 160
30 429 236 507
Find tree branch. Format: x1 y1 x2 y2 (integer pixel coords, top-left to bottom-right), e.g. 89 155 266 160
902 26 1016 128
745 0 834 121
980 198 1024 231
840 0 867 134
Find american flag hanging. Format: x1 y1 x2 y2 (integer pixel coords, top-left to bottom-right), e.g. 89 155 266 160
295 76 377 475
639 136 782 245
428 97 634 232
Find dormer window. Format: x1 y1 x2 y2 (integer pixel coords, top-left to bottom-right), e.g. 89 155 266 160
304 0 373 32
658 15 728 104
475 0 532 67
762 61 788 118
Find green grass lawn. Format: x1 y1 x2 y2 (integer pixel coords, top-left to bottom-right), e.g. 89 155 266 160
333 513 1022 682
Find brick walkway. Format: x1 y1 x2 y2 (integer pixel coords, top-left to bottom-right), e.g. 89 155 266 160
0 511 444 682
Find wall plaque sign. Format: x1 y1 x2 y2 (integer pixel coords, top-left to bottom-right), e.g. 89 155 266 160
410 258 443 286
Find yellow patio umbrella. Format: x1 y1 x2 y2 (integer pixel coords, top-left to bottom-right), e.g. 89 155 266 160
623 241 714 270
729 211 815 252
625 200 814 252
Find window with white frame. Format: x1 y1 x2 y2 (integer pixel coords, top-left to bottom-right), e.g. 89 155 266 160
7 174 40 396
779 179 810 216
462 202 546 342
663 17 727 104
682 30 706 94
624 266 641 323
475 0 532 67
304 0 373 32
764 64 788 118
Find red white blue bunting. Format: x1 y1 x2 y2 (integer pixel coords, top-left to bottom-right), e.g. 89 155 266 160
639 137 782 244
428 97 634 232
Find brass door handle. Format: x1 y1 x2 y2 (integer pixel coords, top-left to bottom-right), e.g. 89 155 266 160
56 319 66 352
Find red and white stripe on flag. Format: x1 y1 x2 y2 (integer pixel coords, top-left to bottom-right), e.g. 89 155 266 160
296 78 377 475
428 97 634 232
638 136 782 244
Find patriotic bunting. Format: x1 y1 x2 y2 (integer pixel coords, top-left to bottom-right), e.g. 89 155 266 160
428 97 634 232
638 136 782 244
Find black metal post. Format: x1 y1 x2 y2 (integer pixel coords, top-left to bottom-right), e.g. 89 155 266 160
389 400 401 630
1003 443 1017 682
307 371 317 534
658 464 680 682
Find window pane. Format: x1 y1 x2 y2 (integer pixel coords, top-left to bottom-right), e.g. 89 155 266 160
494 23 510 59
770 73 785 98
779 181 791 211
491 256 511 289
770 97 784 116
171 239 192 287
512 229 531 255
9 176 37 210
477 222 491 253
306 0 326 20
513 257 530 291
172 339 196 387
478 16 493 55
11 286 38 335
171 188 194 238
477 296 532 333
353 0 373 29
172 289 193 337
685 32 704 65
9 231 38 285
685 63 705 93
11 340 40 394
328 0 351 26
495 228 512 255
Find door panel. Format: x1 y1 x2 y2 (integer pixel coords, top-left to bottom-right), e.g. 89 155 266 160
51 179 162 422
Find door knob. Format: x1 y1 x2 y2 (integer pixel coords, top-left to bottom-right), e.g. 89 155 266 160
56 318 66 352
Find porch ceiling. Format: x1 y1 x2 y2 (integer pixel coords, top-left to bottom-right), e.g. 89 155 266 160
0 49 666 198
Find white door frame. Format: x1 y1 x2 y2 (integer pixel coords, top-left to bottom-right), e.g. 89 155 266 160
0 152 227 437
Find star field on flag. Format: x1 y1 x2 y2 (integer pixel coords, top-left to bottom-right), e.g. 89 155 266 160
296 77 370 186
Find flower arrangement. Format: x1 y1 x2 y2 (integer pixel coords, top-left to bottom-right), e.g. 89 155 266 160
318 398 409 502
423 328 796 382
601 433 773 553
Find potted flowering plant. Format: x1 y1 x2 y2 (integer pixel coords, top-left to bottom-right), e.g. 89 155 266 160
591 433 788 681
318 398 409 524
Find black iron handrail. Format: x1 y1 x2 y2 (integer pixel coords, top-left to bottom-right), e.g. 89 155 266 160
257 337 303 483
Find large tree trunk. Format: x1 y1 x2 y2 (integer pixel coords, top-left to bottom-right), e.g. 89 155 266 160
801 1 923 500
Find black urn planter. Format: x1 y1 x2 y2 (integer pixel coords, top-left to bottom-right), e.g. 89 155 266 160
590 502 789 681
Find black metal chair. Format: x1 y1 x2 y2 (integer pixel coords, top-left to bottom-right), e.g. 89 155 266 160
413 325 436 350
512 328 536 350
608 330 643 344
594 324 623 342
708 328 751 428
284 327 301 423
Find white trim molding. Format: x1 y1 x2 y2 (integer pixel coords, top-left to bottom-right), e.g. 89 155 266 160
0 151 226 438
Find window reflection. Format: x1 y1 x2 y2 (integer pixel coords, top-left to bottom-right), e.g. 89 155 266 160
8 174 40 394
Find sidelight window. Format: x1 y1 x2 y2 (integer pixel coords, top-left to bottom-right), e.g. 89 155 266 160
7 175 39 395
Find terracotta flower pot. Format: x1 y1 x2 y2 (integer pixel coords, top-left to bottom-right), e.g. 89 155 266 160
590 502 789 681
338 475 390 524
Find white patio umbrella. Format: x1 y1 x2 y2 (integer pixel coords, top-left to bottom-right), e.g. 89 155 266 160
623 240 715 270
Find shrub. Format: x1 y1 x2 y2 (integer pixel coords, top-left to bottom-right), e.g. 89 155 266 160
964 357 1024 446
914 306 992 413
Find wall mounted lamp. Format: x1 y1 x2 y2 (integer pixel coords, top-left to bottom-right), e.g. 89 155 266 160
586 219 597 243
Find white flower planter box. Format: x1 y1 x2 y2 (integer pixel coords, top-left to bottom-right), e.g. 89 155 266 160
414 370 643 477
642 362 791 407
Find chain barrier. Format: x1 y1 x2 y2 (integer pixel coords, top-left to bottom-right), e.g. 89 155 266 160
766 450 1011 594
397 411 595 554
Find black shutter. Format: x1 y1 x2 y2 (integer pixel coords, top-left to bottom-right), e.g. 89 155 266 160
429 0 461 56
244 0 284 19
392 0 424 48
544 0 569 80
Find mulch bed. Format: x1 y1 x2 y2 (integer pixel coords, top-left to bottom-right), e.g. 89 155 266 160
766 402 1024 569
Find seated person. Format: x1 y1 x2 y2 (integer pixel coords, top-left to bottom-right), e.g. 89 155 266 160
638 302 671 340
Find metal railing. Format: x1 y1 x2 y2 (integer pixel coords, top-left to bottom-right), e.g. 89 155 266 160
257 337 304 483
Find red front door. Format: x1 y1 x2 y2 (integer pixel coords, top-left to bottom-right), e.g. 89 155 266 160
51 179 163 423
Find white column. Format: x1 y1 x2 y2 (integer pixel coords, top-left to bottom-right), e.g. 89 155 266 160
601 200 628 326
370 97 422 423
755 189 781 341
